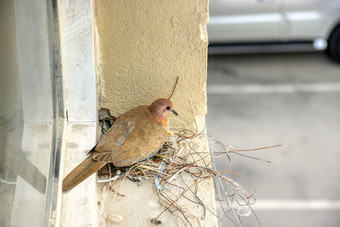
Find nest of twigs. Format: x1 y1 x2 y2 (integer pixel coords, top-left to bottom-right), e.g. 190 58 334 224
98 116 280 226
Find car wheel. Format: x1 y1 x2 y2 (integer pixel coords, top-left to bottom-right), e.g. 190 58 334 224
327 25 340 63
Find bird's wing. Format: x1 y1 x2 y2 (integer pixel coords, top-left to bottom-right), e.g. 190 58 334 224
109 120 167 166
92 107 167 167
94 117 136 153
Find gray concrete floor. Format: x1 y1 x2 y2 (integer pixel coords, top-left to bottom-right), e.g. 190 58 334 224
206 52 340 226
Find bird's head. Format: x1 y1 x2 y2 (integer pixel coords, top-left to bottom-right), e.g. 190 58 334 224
148 98 178 122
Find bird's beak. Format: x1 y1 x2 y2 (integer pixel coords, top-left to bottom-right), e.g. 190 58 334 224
171 109 178 116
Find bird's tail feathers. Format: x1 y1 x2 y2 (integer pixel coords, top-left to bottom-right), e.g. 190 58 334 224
62 156 106 191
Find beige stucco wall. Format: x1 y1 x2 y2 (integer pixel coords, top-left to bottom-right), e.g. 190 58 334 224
93 0 215 226
94 0 209 125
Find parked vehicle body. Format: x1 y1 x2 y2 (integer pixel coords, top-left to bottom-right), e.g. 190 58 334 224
208 0 340 62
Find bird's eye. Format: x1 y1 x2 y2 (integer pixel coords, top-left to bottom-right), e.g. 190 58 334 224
166 106 171 110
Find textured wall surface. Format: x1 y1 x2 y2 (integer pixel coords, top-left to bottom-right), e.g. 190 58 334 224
94 0 215 226
94 0 209 125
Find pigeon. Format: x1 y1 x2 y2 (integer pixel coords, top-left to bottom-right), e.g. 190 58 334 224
62 98 178 191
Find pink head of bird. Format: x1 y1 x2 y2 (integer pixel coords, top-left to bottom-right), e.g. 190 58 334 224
148 98 178 122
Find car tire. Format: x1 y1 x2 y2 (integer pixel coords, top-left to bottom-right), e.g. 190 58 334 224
327 25 340 63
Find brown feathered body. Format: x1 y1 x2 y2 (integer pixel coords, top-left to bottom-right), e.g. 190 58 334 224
63 99 175 191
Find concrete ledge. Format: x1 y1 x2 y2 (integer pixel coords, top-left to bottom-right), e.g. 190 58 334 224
97 116 218 226
61 122 97 226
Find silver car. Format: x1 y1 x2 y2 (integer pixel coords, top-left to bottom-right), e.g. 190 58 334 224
208 0 340 62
